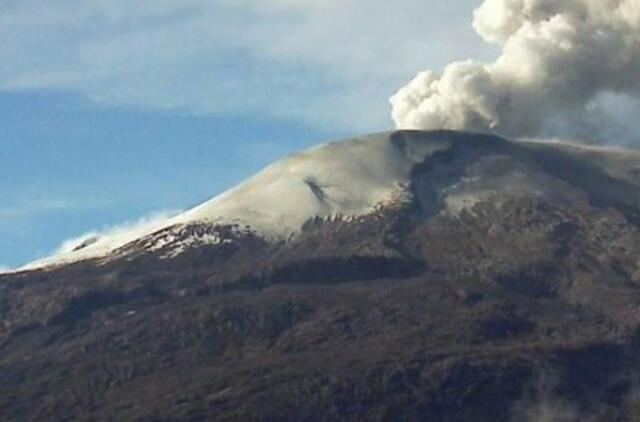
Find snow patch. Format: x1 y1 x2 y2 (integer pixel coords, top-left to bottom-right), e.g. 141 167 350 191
0 265 14 275
114 223 249 260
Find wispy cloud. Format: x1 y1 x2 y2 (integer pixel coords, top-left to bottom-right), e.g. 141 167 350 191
54 210 177 254
0 196 119 241
22 209 179 270
0 0 492 131
0 198 95 220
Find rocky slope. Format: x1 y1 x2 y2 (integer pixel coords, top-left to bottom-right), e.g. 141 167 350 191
2 130 640 421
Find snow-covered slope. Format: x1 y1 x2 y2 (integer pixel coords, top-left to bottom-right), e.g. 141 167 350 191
20 130 640 272
22 131 451 270
173 132 449 233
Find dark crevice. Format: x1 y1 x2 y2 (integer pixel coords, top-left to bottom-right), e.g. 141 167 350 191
48 289 127 327
227 256 427 292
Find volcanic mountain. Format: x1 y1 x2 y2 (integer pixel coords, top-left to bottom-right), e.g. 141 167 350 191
3 130 640 421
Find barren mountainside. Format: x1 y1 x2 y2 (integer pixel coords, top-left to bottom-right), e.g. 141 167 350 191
3 130 640 421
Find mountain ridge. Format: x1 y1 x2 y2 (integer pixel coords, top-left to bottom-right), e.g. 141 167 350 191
15 130 640 272
3 130 640 421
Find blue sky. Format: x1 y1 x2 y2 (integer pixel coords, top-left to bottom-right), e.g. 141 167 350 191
0 0 493 267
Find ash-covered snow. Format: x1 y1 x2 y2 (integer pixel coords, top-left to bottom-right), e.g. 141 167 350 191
173 132 449 236
20 131 450 271
18 130 640 272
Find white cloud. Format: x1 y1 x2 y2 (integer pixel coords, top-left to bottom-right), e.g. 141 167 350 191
0 0 492 131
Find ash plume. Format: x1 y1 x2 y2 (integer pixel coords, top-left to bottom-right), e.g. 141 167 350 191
390 0 640 140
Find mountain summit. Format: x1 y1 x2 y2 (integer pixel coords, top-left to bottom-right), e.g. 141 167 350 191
23 130 640 270
3 130 640 420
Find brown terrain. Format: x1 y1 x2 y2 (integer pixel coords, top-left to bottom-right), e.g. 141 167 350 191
2 131 640 421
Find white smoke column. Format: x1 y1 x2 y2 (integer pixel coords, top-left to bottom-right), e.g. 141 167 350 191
390 0 640 138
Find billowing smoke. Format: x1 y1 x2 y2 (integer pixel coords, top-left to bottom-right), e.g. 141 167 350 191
390 0 640 140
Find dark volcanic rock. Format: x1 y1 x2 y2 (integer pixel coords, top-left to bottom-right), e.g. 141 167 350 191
2 130 640 421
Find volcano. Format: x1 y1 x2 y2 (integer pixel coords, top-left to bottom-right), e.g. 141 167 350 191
3 130 640 421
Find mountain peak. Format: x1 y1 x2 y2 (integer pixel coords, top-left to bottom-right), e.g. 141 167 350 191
20 130 640 271
5 130 640 420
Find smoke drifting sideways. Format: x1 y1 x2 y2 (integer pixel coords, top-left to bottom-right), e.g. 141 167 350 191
390 0 640 142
